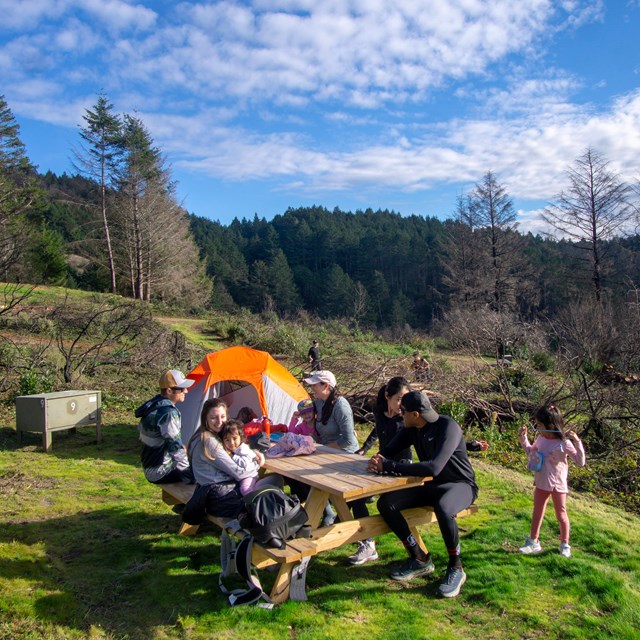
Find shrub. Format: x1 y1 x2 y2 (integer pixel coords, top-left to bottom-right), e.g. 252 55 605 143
490 366 540 398
437 400 468 424
531 351 555 372
18 369 54 397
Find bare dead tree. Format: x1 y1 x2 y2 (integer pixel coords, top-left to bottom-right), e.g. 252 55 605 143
543 148 635 302
48 296 152 383
0 282 36 317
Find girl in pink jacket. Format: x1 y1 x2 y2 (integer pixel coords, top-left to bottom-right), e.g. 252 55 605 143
518 405 586 558
287 399 319 440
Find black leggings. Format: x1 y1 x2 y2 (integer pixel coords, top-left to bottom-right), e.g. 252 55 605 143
377 482 475 550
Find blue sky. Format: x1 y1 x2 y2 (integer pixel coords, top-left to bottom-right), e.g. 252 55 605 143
1 0 640 231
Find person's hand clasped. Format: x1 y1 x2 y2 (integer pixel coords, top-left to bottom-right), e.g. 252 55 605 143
476 440 489 451
368 453 385 473
254 451 265 466
565 429 580 444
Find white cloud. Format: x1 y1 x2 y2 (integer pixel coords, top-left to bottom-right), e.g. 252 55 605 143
0 0 67 30
80 0 563 106
79 0 156 32
0 0 155 32
147 84 640 207
2 1 603 110
3 0 637 222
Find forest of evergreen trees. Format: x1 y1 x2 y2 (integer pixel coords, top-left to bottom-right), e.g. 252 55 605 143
2 93 639 332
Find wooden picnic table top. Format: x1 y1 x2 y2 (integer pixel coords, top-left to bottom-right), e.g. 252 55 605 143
262 445 431 501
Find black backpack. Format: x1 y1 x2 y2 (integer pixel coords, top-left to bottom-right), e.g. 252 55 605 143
239 486 310 549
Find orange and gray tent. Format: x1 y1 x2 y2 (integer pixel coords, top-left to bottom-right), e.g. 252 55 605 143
179 346 309 443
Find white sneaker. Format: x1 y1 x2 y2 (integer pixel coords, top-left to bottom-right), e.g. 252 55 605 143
347 540 379 565
559 542 572 558
519 536 542 554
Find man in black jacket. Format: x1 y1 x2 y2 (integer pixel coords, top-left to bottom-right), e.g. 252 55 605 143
368 390 477 598
307 339 322 371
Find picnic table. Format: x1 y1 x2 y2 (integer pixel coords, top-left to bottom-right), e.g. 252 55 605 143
162 445 478 603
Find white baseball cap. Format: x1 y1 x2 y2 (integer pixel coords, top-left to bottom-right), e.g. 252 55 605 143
303 370 337 388
159 369 195 390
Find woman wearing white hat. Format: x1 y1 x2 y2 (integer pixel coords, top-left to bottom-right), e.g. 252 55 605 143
303 370 359 452
301 370 377 565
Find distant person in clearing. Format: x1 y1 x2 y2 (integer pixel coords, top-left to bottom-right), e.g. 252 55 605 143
134 369 194 484
308 339 322 371
411 351 431 383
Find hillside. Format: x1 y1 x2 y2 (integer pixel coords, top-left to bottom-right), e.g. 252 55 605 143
1 421 638 640
1 288 639 639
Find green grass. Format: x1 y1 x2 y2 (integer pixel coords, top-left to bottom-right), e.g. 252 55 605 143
1 414 639 640
154 316 225 352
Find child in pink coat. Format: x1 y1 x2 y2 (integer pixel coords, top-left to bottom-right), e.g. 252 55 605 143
288 399 319 440
518 405 586 558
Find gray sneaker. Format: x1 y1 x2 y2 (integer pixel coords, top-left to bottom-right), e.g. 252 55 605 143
438 567 466 598
389 556 435 581
519 536 542 554
348 540 379 565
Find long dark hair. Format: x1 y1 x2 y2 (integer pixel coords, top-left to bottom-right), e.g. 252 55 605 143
320 386 338 425
200 398 228 435
375 376 411 416
534 405 565 440
188 398 229 462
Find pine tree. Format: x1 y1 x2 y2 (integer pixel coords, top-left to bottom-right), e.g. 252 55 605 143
440 193 485 308
75 95 122 293
266 249 301 314
469 171 524 312
113 113 211 304
0 94 41 276
114 114 163 299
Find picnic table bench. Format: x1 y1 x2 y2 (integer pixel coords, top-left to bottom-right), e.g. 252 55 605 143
161 447 478 604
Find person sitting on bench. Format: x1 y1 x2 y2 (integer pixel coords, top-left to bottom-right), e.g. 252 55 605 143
368 390 478 599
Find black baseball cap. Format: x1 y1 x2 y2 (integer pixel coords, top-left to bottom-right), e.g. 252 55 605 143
401 390 439 423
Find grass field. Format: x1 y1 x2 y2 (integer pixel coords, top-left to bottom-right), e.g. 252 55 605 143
1 412 639 640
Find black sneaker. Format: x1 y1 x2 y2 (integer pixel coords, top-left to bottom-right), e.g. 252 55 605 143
389 556 435 581
438 567 466 598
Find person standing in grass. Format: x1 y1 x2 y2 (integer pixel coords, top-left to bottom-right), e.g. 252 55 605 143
307 339 322 371
518 405 586 558
368 390 478 598
134 369 195 484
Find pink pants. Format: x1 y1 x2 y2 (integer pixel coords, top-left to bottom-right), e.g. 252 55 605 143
530 487 570 543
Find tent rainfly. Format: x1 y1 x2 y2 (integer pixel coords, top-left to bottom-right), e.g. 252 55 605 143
179 346 309 443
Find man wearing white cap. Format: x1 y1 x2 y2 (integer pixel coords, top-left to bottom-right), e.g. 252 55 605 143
134 369 195 484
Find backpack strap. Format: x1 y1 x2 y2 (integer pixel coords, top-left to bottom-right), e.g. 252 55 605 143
218 529 272 607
